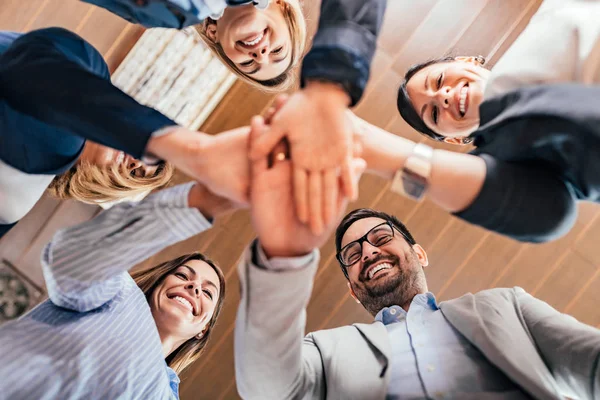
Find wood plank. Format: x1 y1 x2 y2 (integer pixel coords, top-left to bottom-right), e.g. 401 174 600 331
422 219 489 294
565 272 600 327
493 203 597 293
77 7 130 55
439 233 521 300
390 0 491 75
0 194 61 263
376 0 437 56
0 0 47 32
573 206 600 266
534 251 597 312
28 0 92 32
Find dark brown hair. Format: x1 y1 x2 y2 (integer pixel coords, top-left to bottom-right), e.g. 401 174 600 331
396 56 456 141
335 208 417 279
131 252 226 375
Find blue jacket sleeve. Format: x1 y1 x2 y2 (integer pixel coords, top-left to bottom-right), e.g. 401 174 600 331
0 27 176 159
81 0 210 28
301 0 387 106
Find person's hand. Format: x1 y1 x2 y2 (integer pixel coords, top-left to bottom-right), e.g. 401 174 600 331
249 81 355 236
187 182 245 220
249 115 366 258
147 126 251 205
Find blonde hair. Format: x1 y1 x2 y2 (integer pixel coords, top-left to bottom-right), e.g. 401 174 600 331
195 0 307 92
131 252 226 375
48 160 174 204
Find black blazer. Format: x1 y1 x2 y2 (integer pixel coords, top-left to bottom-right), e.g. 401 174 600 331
455 84 600 242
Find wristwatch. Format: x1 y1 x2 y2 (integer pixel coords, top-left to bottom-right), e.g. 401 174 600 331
390 143 434 201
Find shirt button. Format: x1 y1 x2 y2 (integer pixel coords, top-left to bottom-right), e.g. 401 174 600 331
427 364 436 372
390 308 397 315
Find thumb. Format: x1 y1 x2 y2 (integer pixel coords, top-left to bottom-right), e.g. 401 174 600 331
249 118 286 161
249 116 269 176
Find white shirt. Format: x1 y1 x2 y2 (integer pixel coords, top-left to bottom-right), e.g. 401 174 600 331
485 0 600 99
0 160 55 224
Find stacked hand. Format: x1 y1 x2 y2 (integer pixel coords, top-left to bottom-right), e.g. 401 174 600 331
248 115 366 258
249 81 360 235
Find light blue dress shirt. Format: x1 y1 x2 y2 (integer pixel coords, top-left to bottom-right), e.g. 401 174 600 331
377 293 530 400
0 183 210 399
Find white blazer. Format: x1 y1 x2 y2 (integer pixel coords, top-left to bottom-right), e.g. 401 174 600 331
485 0 600 98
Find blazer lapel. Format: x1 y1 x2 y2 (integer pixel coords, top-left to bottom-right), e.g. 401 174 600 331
353 322 391 378
440 293 563 400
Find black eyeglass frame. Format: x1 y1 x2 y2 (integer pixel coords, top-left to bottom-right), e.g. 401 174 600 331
336 222 412 279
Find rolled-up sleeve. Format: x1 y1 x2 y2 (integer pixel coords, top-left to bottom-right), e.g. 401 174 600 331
301 0 387 106
454 154 578 243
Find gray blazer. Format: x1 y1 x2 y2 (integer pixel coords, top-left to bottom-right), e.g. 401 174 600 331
235 248 600 400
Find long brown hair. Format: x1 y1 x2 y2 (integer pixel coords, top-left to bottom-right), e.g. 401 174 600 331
195 0 307 92
131 252 226 375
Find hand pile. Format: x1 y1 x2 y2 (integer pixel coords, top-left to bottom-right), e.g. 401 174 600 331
150 82 366 257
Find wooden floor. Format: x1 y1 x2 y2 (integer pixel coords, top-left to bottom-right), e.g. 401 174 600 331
2 1 600 399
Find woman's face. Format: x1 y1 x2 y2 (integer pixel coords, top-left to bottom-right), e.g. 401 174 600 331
79 141 158 178
406 57 491 142
150 260 221 341
210 0 293 81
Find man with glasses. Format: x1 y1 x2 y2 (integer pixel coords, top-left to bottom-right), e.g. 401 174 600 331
236 201 600 399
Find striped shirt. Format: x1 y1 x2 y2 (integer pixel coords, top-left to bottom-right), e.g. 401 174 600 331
0 182 210 400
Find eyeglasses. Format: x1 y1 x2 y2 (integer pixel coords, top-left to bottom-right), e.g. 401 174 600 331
337 222 412 278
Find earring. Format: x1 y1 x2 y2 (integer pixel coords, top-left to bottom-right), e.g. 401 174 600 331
475 55 486 66
462 137 474 145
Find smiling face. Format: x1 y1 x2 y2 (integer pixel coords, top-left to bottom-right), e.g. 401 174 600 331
208 1 293 81
79 141 158 179
149 259 221 343
405 57 491 143
340 217 429 316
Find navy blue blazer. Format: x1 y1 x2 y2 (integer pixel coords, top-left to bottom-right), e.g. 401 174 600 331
82 0 387 106
0 28 175 175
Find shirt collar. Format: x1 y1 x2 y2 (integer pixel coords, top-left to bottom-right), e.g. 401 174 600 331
374 292 438 325
166 364 181 399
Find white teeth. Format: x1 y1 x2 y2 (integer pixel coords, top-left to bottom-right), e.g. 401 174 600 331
459 86 468 115
368 263 393 279
173 296 193 313
242 32 264 46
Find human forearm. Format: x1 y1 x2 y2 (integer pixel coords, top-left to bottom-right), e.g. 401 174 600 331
147 125 252 204
0 28 175 159
355 116 486 212
43 183 211 311
235 243 324 399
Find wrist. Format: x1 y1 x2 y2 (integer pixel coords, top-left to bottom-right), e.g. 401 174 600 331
261 243 314 259
305 79 351 107
147 127 213 173
188 183 237 220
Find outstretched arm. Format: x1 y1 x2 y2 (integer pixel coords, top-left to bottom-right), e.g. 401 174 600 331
235 117 365 399
354 115 577 242
43 182 234 312
0 28 176 159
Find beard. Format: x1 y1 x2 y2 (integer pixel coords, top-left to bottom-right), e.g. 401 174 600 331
351 249 427 316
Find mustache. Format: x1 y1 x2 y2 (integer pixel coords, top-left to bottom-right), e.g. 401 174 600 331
361 254 400 281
